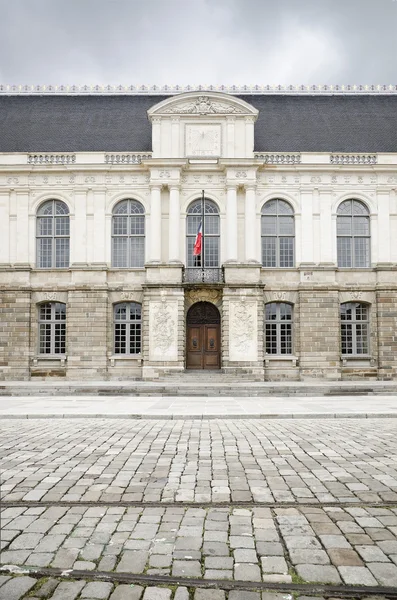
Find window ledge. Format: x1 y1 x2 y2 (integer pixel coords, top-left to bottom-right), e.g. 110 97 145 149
341 356 375 367
265 355 298 366
32 355 67 365
108 355 143 367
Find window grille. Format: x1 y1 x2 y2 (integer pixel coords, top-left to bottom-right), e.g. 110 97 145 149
261 199 294 267
265 302 293 355
112 200 145 268
340 302 369 355
38 302 66 354
36 200 70 268
337 200 370 268
114 302 142 354
186 199 220 268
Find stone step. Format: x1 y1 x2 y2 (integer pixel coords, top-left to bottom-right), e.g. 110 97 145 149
1 381 397 397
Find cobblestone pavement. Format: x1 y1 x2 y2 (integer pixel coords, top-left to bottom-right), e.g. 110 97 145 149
1 418 397 598
1 419 397 504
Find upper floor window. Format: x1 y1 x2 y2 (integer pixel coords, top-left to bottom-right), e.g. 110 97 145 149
112 200 145 268
38 302 66 354
337 200 370 268
261 199 294 267
186 199 220 268
36 200 70 268
340 302 369 355
114 302 142 354
265 302 293 355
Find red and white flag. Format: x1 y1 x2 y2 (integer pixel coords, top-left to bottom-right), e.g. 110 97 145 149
193 222 202 256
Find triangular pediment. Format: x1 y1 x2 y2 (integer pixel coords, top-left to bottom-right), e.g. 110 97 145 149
148 91 258 119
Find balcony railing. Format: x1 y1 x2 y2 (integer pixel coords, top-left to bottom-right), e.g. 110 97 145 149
183 267 224 284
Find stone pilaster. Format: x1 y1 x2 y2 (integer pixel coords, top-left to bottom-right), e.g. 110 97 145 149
377 288 397 379
0 290 30 380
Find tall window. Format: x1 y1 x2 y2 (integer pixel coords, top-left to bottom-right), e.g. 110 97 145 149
114 302 142 354
337 200 370 268
38 302 66 354
186 199 220 267
36 200 70 268
261 199 294 267
112 200 145 268
265 302 293 355
341 302 369 355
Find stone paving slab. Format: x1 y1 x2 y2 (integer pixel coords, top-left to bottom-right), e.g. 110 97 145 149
1 394 397 418
3 505 397 587
2 419 397 504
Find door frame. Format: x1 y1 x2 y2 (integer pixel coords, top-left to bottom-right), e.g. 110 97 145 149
186 301 221 370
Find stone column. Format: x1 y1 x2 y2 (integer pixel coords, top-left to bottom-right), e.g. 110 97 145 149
152 117 161 158
377 190 391 264
149 184 162 262
0 192 10 265
226 184 238 262
171 117 180 158
319 190 333 264
245 185 257 262
226 117 235 158
300 189 314 264
72 189 87 266
245 117 255 156
169 185 180 262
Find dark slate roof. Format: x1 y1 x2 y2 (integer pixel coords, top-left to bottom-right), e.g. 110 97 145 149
0 94 397 153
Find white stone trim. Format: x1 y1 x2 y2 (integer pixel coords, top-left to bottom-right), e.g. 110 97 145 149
2 84 397 95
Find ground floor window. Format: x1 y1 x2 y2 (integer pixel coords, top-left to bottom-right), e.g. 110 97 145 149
341 302 369 355
265 302 293 355
114 302 142 354
38 302 66 354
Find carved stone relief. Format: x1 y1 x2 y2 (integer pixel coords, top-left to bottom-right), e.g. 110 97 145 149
186 124 221 157
185 289 221 310
149 301 178 361
229 299 258 362
33 291 68 304
339 291 375 305
163 96 246 115
264 291 298 305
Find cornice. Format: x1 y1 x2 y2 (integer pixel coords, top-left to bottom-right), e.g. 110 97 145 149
1 84 397 96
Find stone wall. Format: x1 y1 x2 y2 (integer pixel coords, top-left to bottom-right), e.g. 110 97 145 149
299 290 340 380
377 289 397 380
0 291 30 380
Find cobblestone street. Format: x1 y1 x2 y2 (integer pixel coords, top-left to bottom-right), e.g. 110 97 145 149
1 417 397 598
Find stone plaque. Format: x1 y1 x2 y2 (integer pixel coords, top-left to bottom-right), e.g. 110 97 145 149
229 300 258 362
185 124 221 157
149 301 178 361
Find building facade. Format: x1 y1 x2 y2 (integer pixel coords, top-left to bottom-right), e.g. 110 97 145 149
1 85 397 381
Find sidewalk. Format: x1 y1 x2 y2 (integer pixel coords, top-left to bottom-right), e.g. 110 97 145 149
0 392 396 418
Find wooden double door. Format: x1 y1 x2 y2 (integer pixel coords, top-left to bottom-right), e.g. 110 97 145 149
186 302 221 370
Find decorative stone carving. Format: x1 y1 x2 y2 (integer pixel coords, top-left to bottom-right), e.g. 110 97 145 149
149 301 178 361
339 290 375 305
105 153 151 164
264 291 298 305
186 124 221 157
310 176 321 184
85 176 95 183
7 177 19 184
186 289 221 308
121 291 136 301
350 291 362 300
387 176 397 184
330 154 377 165
28 154 75 165
43 292 58 301
229 300 258 362
235 171 247 178
164 95 245 115
255 153 301 164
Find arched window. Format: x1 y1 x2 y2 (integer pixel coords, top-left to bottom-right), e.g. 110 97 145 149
337 200 370 268
114 302 142 354
112 200 145 268
261 199 294 267
36 200 70 268
341 302 369 355
38 302 66 354
186 199 220 268
265 302 293 355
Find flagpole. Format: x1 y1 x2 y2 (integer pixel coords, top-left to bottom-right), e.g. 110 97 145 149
201 189 205 280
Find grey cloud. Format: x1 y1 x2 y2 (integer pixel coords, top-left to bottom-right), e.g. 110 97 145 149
0 0 396 85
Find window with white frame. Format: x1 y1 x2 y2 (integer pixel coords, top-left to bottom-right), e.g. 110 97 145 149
337 200 370 268
186 198 220 267
112 200 145 268
114 302 142 354
38 302 66 355
340 302 369 355
36 200 70 268
265 302 293 355
261 199 295 267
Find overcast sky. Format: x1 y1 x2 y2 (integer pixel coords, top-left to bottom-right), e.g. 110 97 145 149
0 0 396 86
